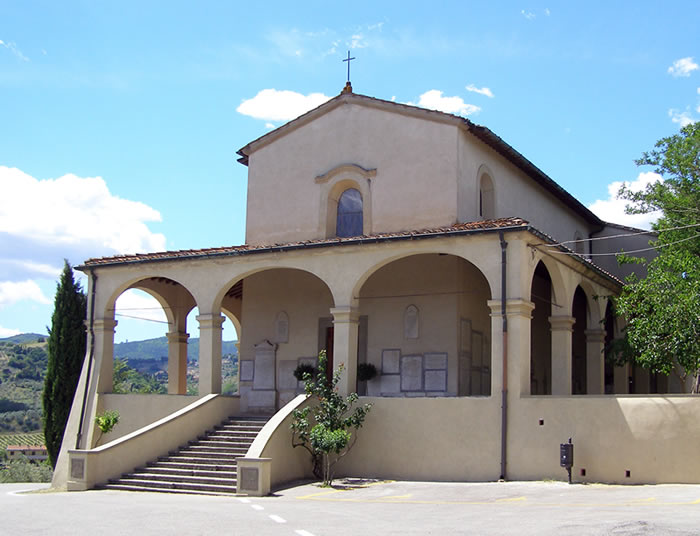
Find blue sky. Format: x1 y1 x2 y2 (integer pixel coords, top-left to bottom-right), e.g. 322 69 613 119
1 1 698 342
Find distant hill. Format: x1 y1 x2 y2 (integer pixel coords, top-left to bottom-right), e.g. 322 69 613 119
115 336 238 362
0 333 47 345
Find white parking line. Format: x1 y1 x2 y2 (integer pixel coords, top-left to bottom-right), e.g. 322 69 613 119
7 489 34 496
238 498 251 504
251 504 264 511
269 514 286 523
295 530 316 536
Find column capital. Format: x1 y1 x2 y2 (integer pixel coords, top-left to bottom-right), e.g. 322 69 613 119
584 328 606 343
93 318 118 332
166 331 190 343
330 306 360 324
487 299 535 318
549 315 575 332
196 313 225 329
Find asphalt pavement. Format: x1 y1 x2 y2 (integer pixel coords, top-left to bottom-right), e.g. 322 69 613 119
4 479 700 535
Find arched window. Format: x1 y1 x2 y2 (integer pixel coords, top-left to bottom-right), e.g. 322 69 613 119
336 188 363 237
479 173 495 219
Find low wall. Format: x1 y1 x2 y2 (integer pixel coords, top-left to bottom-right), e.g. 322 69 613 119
67 394 240 490
244 394 314 491
509 395 700 484
95 394 205 445
339 396 501 481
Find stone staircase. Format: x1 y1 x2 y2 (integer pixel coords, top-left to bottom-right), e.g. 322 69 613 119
100 416 267 496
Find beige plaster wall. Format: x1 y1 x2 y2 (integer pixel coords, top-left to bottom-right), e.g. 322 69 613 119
338 397 501 481
457 130 597 248
96 393 206 445
508 395 700 484
245 102 460 245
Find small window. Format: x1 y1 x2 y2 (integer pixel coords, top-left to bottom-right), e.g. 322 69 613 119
337 188 363 237
479 173 495 219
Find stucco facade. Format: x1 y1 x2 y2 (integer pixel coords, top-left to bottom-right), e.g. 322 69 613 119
55 90 696 493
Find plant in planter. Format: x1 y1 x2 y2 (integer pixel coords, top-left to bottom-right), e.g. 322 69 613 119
357 363 378 382
94 409 120 446
293 363 317 382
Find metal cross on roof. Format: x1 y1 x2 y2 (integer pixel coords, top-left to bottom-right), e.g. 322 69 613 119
343 50 356 83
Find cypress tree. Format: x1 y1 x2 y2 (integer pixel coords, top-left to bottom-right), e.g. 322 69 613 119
43 261 87 467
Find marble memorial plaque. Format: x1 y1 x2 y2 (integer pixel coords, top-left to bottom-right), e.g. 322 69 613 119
424 353 447 370
240 360 255 382
253 341 276 390
425 369 447 392
380 374 400 394
401 355 423 391
248 390 276 407
382 349 401 374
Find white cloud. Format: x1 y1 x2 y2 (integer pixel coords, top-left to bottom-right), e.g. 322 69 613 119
115 289 168 324
0 280 50 308
0 39 29 62
668 108 696 127
349 34 368 49
0 166 166 290
410 90 481 117
668 57 698 78
236 89 332 122
0 325 21 338
521 10 536 20
544 8 551 16
264 122 276 129
466 84 494 98
587 172 663 229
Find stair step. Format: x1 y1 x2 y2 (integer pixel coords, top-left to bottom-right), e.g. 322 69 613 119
100 483 236 496
105 415 267 496
139 467 237 478
120 472 237 486
109 478 237 494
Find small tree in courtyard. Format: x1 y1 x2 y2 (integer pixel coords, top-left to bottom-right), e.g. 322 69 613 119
43 261 87 467
291 351 372 486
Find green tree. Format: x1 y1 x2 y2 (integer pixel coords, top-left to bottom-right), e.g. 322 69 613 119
613 122 700 391
291 351 372 486
112 358 166 394
42 261 87 467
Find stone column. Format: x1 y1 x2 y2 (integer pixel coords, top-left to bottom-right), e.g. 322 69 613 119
166 331 189 395
585 329 606 395
93 318 118 393
488 299 535 398
197 313 225 395
330 306 359 396
550 316 575 395
613 363 629 394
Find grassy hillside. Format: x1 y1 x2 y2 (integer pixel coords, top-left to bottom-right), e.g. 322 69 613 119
0 334 240 433
0 336 47 433
115 336 238 361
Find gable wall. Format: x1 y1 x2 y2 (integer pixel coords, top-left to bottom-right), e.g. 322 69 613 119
245 102 460 245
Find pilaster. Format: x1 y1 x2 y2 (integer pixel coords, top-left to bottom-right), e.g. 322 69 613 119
585 328 606 395
197 313 225 395
330 306 360 396
549 315 575 395
166 331 190 395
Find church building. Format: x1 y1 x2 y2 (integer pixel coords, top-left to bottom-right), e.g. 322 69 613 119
54 84 700 494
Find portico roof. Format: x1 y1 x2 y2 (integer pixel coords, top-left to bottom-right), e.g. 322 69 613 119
78 217 621 287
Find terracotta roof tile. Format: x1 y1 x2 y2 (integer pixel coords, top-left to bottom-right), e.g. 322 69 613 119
81 217 528 267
